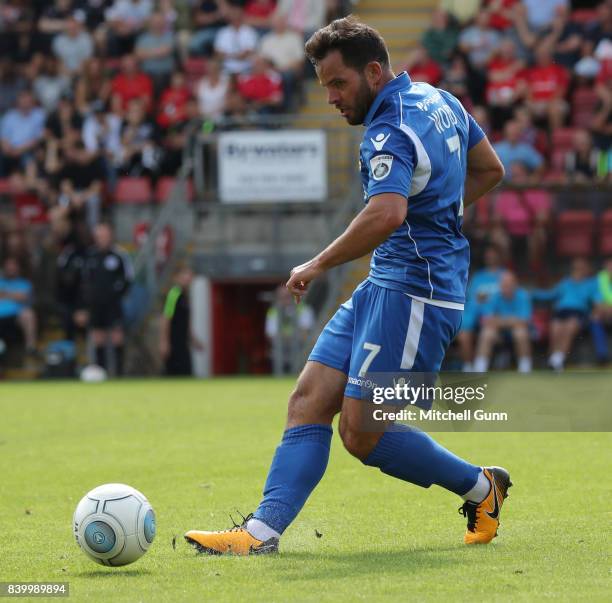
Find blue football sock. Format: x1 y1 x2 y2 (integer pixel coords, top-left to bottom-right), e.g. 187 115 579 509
253 424 332 535
364 423 479 496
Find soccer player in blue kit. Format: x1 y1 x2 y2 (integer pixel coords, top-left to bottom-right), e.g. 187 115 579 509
185 17 510 555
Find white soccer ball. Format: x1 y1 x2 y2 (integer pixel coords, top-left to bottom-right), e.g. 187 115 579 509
73 483 156 566
80 365 108 383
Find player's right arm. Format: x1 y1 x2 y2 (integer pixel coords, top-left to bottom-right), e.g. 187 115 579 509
463 136 505 208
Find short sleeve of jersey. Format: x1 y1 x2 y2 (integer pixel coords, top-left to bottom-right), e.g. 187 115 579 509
362 124 415 200
438 89 485 151
467 113 485 150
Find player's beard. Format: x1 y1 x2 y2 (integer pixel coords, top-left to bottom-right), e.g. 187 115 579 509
346 74 378 125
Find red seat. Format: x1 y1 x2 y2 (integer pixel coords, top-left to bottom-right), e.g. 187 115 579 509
114 177 152 204
184 57 207 78
531 308 551 343
571 88 599 128
600 210 612 257
14 192 48 224
551 128 576 154
570 9 597 24
0 178 12 194
556 210 595 257
155 177 194 203
551 149 567 172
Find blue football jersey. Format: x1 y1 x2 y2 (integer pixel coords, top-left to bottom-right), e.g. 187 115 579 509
359 72 485 305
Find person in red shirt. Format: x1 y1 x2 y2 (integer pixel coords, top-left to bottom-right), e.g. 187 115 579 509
400 45 442 86
244 0 276 32
157 71 191 128
485 38 526 130
236 54 283 113
110 54 154 114
483 0 519 31
524 42 569 129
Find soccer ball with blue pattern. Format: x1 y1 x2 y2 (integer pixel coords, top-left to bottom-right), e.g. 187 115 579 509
73 483 156 566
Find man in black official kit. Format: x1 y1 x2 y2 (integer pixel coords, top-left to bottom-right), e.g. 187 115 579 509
83 223 133 375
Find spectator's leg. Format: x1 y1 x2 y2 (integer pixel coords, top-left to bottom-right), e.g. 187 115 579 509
473 325 498 372
559 318 581 356
85 194 101 229
110 326 125 377
549 318 580 370
92 328 107 369
17 308 37 351
548 100 567 130
512 324 532 373
457 330 475 371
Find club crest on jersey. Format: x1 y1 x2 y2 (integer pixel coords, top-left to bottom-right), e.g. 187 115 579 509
370 154 393 181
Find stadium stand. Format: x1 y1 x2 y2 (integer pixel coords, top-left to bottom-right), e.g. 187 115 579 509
0 0 610 378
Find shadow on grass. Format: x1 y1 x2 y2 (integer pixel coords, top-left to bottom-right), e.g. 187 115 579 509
77 568 154 578
240 546 466 582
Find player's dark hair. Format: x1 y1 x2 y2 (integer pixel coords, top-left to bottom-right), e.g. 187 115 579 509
305 16 390 72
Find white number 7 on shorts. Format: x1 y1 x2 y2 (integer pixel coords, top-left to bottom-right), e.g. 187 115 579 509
358 342 381 377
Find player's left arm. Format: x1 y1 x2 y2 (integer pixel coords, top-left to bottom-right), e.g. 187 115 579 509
286 193 407 301
464 135 505 208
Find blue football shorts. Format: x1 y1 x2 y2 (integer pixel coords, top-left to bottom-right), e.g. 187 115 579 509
309 279 463 399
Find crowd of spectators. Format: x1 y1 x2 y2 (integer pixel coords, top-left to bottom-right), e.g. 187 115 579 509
0 1 347 194
0 0 610 374
405 0 611 184
0 0 345 372
458 247 612 372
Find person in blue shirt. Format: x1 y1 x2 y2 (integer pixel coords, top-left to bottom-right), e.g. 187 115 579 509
0 90 45 177
493 120 543 181
591 257 612 364
473 271 532 373
457 244 504 371
0 256 37 353
532 257 602 371
185 17 509 555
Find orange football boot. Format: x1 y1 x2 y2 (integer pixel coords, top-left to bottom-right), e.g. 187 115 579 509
459 466 512 544
184 513 279 555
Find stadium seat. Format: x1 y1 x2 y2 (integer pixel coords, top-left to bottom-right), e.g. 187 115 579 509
14 192 48 224
114 177 153 205
551 128 576 154
571 88 599 129
0 178 12 194
570 9 598 23
555 210 595 257
551 149 566 173
184 57 207 88
600 210 612 257
531 308 551 343
155 177 194 204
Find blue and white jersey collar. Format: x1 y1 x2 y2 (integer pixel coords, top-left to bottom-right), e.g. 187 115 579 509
363 71 411 127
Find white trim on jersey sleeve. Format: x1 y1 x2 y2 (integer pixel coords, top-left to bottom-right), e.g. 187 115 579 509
397 93 432 197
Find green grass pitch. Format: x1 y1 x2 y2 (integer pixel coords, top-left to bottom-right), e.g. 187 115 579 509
1 379 610 602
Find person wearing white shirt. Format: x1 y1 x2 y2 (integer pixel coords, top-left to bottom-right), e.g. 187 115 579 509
105 0 154 56
274 0 326 38
259 15 305 109
195 58 230 120
213 6 258 75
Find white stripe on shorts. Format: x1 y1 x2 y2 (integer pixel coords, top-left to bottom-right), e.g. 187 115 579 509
406 293 464 311
400 298 425 370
